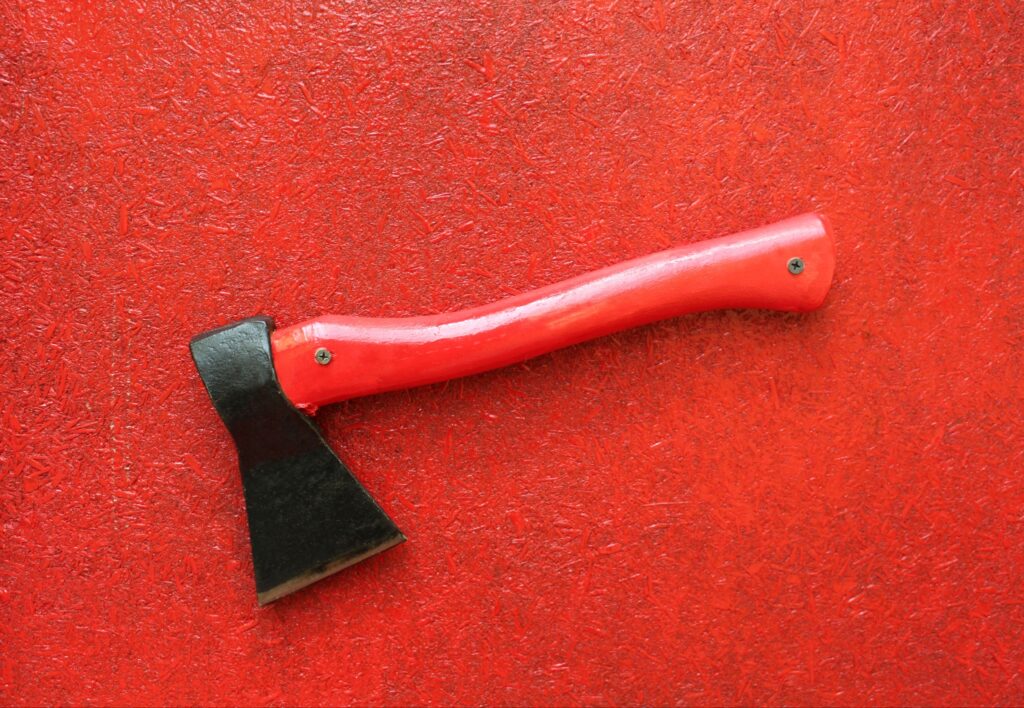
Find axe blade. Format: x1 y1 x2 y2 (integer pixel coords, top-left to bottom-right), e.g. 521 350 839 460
190 317 405 604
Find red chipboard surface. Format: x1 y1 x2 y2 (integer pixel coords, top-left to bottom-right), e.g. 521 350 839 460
1 1 1022 705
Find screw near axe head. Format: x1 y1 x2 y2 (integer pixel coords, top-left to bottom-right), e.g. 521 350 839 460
190 317 404 605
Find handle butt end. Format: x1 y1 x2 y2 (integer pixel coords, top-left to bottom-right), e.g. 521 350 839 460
791 212 836 312
747 212 835 313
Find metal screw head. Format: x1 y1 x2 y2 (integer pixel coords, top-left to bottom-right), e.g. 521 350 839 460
787 257 805 275
314 347 332 365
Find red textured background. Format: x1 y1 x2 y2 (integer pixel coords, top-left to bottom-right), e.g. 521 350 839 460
2 1 1022 705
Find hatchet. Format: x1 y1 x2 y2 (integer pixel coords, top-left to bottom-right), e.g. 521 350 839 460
191 213 834 604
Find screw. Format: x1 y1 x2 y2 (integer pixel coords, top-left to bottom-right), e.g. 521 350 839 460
787 257 805 275
314 347 332 365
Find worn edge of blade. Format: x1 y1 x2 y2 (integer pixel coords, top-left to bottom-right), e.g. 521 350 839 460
256 532 407 605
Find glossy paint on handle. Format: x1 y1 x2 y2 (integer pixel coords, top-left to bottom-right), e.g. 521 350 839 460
271 213 834 411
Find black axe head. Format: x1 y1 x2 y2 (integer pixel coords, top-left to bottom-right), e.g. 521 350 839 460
190 317 404 604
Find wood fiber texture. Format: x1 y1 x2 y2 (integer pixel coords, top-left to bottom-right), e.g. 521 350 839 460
1 1 1022 705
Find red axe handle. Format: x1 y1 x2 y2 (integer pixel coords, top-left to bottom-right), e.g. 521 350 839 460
271 213 834 411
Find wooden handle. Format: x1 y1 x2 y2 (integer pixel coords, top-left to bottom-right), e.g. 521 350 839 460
270 213 835 411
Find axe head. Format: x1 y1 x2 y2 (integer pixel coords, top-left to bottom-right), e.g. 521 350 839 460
190 317 404 604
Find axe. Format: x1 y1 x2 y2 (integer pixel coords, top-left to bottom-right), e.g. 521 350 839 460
191 213 835 604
